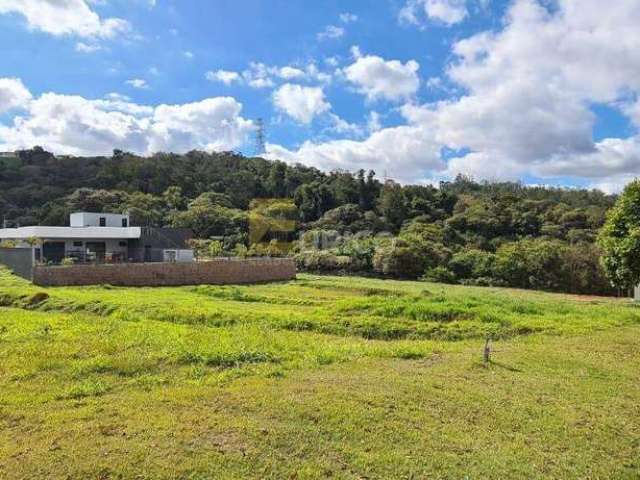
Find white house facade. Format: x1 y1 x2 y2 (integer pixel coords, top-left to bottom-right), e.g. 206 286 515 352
0 212 193 264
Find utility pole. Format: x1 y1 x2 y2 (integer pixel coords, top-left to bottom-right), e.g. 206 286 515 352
253 118 266 156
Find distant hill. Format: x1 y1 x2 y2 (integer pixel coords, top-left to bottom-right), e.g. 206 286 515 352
0 147 618 294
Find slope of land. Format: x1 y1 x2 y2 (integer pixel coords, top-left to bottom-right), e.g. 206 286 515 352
0 268 639 479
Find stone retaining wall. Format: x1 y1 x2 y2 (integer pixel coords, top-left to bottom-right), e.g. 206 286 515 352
32 258 296 287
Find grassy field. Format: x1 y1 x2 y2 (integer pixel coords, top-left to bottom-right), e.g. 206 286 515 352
0 267 639 479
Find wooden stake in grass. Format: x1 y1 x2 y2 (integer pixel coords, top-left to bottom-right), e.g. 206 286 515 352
483 336 491 367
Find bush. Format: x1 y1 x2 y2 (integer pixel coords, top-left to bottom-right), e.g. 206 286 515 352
373 239 426 279
296 251 345 272
449 249 495 279
422 266 457 284
493 238 569 291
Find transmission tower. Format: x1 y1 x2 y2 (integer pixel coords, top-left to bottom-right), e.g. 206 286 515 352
253 118 266 156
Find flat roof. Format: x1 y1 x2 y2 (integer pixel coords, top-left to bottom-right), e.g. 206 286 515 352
0 226 142 240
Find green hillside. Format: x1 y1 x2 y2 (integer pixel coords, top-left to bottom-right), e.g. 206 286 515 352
0 148 618 295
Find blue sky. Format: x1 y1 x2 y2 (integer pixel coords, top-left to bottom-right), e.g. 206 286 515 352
0 0 639 192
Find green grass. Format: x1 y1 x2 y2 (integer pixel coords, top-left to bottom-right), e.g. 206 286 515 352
0 267 639 478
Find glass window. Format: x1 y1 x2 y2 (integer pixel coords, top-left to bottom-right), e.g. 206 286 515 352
99 217 106 227
122 218 128 227
73 241 83 247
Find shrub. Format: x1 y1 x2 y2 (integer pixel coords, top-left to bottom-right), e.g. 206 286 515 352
493 238 569 291
373 239 426 279
296 250 342 272
422 266 457 284
449 249 495 279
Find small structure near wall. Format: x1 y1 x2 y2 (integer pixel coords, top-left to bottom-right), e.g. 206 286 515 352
0 212 193 265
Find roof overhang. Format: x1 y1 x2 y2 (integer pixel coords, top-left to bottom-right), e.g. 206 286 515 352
0 226 142 240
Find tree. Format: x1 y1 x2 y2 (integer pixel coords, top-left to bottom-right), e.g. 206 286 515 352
294 182 335 222
162 186 185 211
126 192 165 226
493 238 569 291
378 181 406 231
170 195 248 239
266 161 287 197
597 179 640 290
208 240 224 258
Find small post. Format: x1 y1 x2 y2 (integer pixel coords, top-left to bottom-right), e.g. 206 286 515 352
483 335 491 367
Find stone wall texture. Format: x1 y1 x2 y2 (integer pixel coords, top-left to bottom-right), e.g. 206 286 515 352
33 258 296 287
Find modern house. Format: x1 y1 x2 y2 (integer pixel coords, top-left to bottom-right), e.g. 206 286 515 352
0 212 194 264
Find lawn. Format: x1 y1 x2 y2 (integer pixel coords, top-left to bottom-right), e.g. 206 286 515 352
0 267 639 479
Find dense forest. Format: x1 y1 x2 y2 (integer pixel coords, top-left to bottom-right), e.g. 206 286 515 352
0 147 619 295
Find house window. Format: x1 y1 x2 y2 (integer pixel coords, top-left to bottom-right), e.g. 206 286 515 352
99 217 106 227
119 241 128 247
73 241 83 247
122 218 128 227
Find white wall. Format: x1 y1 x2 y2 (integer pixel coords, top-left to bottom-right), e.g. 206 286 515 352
70 212 130 228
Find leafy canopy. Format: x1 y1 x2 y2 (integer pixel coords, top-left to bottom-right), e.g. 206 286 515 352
597 179 640 289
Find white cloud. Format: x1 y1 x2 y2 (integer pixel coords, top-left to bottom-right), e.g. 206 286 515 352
75 41 101 53
206 70 241 85
96 93 154 116
339 13 358 23
265 1 640 191
125 79 149 89
242 62 275 89
422 0 640 187
327 113 364 137
149 98 253 153
272 84 331 124
317 25 344 41
425 0 467 24
0 79 253 156
0 78 32 113
216 62 332 88
325 56 340 67
367 111 382 132
400 0 468 26
0 0 130 38
184 50 194 59
277 66 306 80
344 54 420 101
247 77 275 89
622 99 640 128
266 124 444 183
538 136 640 181
304 63 332 84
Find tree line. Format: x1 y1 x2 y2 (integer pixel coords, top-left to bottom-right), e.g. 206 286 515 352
0 147 621 295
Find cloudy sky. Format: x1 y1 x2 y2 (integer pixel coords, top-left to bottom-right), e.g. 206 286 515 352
0 0 639 192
